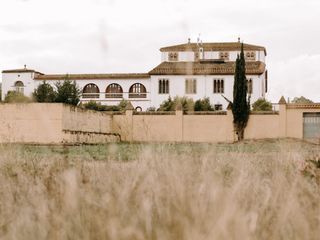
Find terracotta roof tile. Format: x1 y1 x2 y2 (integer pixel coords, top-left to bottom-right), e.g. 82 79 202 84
148 61 266 75
160 42 267 55
2 68 43 74
34 73 150 80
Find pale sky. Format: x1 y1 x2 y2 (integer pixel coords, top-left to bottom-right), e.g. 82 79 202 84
1 0 320 102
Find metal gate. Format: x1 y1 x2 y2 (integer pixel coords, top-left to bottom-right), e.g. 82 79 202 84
303 113 320 139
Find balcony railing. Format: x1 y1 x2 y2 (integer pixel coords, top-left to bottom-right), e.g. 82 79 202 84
80 92 150 100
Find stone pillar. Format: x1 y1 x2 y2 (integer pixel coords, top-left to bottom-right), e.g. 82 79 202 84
278 96 287 138
124 102 134 142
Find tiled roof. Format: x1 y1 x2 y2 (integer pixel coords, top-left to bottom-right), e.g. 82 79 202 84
34 73 150 80
2 68 43 74
160 42 267 55
148 61 266 75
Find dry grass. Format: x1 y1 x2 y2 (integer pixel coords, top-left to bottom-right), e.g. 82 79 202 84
0 139 319 240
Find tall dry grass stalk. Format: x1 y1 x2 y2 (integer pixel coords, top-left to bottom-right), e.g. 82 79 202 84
0 141 319 240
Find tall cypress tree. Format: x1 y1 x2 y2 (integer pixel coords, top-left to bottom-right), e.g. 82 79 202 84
232 43 250 141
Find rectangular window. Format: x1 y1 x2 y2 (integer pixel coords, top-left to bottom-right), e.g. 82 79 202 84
185 78 197 94
245 51 256 61
265 70 268 93
194 52 200 61
219 52 229 60
158 79 170 94
213 79 224 93
214 104 223 110
168 52 179 61
247 78 253 94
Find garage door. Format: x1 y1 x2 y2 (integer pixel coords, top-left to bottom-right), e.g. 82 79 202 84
303 113 320 139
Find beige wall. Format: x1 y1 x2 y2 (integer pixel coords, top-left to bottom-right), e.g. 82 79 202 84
286 107 320 139
1 103 319 144
245 113 280 139
183 113 234 143
112 103 320 143
113 111 237 143
0 103 118 144
0 103 63 143
62 105 112 134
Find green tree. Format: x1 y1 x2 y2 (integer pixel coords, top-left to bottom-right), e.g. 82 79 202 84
55 77 80 106
292 96 314 104
232 43 250 141
194 97 214 111
4 91 32 103
33 81 56 102
252 98 273 111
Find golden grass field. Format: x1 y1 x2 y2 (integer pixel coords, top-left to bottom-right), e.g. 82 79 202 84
0 139 319 240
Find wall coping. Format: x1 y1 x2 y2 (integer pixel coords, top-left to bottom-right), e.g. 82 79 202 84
250 111 279 115
286 103 320 109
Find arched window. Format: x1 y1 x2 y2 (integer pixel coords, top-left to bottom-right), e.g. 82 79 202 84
129 83 147 98
82 83 100 98
105 83 123 98
14 81 24 94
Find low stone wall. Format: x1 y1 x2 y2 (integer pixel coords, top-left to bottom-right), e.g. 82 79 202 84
62 130 120 144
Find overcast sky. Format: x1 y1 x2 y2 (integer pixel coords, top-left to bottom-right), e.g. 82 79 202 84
1 0 320 102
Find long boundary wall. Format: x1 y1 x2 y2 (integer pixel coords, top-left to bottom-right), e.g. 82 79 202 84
112 102 320 143
0 102 320 144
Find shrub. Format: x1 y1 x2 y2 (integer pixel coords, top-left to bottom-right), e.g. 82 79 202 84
158 96 174 111
146 107 156 112
83 101 122 112
159 96 194 112
83 101 105 111
4 91 32 103
252 98 273 111
194 97 214 111
33 81 56 102
55 79 80 106
118 99 129 111
292 96 314 104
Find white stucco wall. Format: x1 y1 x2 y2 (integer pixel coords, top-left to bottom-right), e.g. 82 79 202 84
1 72 35 101
150 74 265 109
34 78 152 110
2 72 266 111
162 50 266 62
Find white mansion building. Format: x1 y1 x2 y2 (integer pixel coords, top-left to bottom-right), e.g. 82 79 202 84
1 41 267 110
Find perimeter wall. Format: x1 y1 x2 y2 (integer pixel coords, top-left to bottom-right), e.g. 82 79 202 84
0 102 319 144
113 103 320 142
